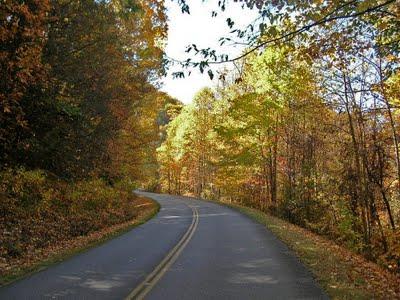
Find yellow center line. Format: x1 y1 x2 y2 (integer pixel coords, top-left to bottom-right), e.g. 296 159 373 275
125 205 199 300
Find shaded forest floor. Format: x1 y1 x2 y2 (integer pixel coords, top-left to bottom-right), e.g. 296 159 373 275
0 196 159 286
220 201 400 299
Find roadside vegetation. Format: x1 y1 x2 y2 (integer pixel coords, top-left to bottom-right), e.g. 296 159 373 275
1 194 158 286
0 0 178 281
158 43 400 275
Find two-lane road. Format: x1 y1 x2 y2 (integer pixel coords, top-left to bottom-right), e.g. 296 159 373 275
0 192 328 299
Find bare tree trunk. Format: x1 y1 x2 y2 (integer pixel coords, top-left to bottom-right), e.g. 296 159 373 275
342 73 370 247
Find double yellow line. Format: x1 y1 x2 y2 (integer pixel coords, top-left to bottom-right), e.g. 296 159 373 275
125 205 199 300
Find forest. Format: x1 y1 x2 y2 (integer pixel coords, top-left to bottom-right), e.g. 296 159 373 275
0 0 179 274
158 0 400 273
1 0 400 289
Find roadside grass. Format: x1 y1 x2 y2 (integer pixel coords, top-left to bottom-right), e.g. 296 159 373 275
219 201 400 300
0 196 159 287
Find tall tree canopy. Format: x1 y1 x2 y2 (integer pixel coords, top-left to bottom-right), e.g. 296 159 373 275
1 0 167 181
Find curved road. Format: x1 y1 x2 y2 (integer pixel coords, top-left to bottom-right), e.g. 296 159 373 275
0 192 328 299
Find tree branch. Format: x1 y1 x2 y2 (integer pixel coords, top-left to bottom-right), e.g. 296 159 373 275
172 0 396 69
219 0 396 64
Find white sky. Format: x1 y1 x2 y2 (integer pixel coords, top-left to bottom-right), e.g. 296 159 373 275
161 0 259 104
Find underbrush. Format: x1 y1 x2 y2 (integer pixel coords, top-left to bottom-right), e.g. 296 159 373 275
0 168 143 271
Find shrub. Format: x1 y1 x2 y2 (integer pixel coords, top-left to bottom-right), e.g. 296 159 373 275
0 168 140 262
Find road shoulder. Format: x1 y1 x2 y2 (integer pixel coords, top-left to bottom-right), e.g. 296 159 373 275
219 201 400 299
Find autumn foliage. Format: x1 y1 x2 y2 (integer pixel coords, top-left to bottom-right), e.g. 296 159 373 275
158 1 400 273
0 0 168 270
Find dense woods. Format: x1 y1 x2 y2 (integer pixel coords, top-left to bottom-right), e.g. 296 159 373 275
158 1 400 272
0 0 169 267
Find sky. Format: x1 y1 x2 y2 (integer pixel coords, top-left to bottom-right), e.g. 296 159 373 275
161 0 259 104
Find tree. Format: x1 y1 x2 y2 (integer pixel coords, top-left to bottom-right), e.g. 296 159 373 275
0 0 50 165
171 0 398 79
1 0 167 182
159 41 400 271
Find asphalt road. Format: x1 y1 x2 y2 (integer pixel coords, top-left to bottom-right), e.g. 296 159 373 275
0 192 328 299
